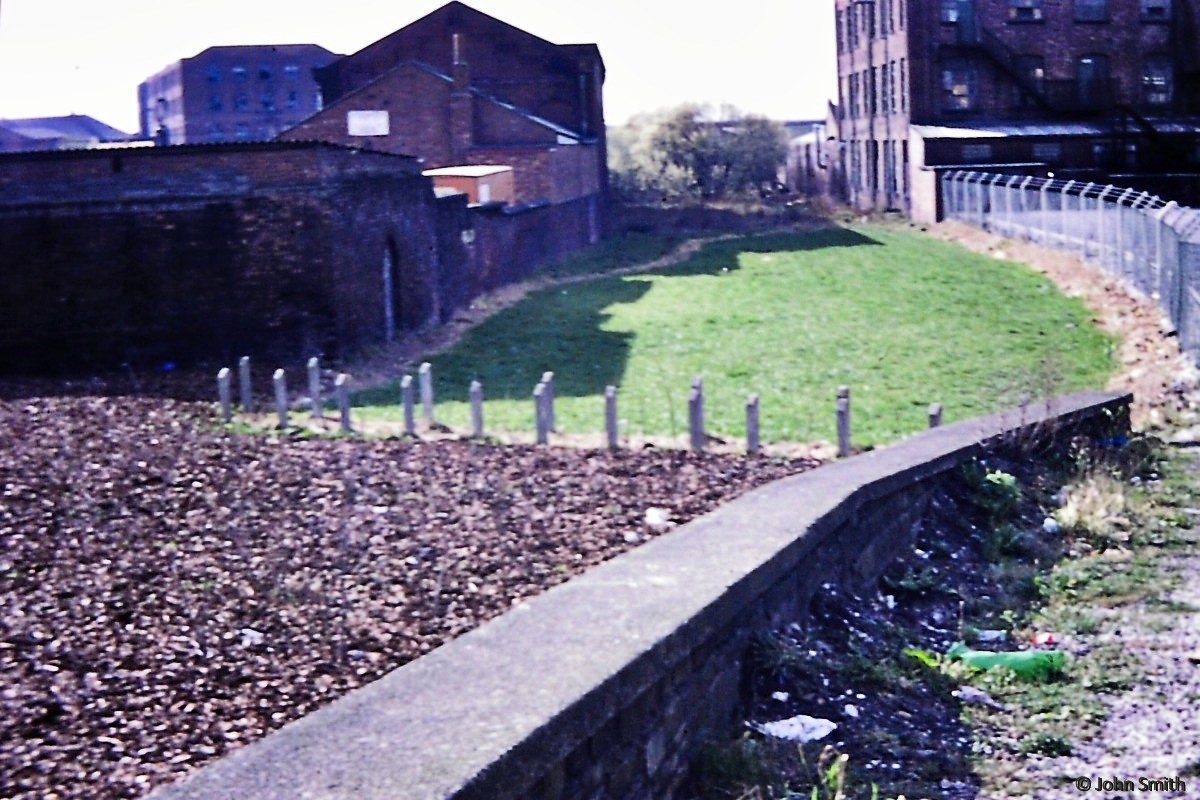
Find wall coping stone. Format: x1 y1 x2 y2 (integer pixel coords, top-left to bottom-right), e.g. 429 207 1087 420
150 390 1129 800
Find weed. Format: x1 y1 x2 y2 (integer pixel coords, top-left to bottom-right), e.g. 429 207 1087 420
1019 732 1073 757
693 736 788 800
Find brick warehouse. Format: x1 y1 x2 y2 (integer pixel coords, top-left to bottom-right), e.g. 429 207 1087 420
802 0 1200 220
138 45 341 145
0 142 487 372
279 1 607 240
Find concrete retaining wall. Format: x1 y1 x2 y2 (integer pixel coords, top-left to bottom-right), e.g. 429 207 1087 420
151 390 1130 800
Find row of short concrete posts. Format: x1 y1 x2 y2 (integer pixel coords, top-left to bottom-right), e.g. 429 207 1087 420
833 387 945 457
217 356 353 432
219 360 949 455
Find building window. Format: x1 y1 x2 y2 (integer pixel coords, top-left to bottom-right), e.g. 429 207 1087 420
235 123 250 140
314 93 323 112
1009 0 1044 22
942 61 977 110
262 93 275 112
287 90 300 111
900 58 908 111
234 93 248 112
849 73 859 118
1143 57 1174 105
1142 0 1170 20
962 143 993 162
889 61 898 112
206 66 221 84
941 0 960 22
1032 142 1061 161
259 65 272 80
1075 0 1108 21
209 124 225 142
284 64 301 79
836 10 846 52
231 66 247 81
1077 54 1110 108
881 66 891 114
209 95 222 112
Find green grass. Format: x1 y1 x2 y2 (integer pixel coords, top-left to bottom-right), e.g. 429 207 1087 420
355 225 1115 445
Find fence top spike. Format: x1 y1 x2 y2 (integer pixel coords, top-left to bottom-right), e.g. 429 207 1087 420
273 368 284 380
218 367 230 378
308 356 319 368
335 373 349 387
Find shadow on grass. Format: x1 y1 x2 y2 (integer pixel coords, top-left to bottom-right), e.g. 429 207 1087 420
639 227 882 278
354 226 883 406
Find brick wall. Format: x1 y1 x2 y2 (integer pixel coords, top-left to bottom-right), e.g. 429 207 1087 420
0 144 442 372
0 141 605 373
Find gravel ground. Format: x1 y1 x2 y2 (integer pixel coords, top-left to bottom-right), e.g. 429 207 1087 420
0 395 819 799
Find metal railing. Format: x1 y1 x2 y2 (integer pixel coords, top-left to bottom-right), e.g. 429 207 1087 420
941 170 1200 356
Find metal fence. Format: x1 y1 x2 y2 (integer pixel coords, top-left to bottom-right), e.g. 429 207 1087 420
941 170 1200 356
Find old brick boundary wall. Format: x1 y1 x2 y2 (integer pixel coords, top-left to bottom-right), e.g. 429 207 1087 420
0 143 601 372
150 391 1130 800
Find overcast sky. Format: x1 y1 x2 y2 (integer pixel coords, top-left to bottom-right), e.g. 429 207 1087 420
0 0 837 134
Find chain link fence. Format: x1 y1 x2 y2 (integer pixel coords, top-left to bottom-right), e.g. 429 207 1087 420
941 170 1200 357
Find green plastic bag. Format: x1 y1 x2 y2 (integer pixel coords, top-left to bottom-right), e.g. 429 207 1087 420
946 641 1065 681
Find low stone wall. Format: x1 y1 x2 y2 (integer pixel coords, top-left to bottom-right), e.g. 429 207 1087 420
151 391 1130 800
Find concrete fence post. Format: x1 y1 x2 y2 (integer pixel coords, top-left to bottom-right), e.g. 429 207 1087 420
401 375 416 437
688 387 704 451
470 380 484 438
273 369 288 429
534 382 549 445
419 362 435 425
836 385 851 458
604 385 618 449
928 402 943 428
238 355 253 413
217 368 232 423
336 374 352 433
541 371 556 432
746 394 760 455
308 357 322 420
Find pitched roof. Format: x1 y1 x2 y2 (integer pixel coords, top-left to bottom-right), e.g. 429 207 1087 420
0 114 131 143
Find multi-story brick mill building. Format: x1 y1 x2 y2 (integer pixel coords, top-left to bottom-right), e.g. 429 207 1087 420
137 44 341 145
809 0 1200 219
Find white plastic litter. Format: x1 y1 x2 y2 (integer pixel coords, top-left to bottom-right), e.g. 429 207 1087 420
749 714 837 743
843 704 860 718
975 629 1008 643
953 686 1003 709
1043 517 1062 534
771 691 790 702
644 507 675 531
239 628 265 647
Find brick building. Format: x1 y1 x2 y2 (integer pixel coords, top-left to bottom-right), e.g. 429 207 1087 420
279 1 606 240
137 44 340 145
813 0 1200 219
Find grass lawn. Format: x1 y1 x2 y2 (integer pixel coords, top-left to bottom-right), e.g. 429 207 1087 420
354 225 1114 445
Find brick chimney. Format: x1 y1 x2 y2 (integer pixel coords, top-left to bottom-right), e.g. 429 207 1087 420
449 32 472 162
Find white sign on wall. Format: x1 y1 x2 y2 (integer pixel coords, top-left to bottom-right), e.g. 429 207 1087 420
347 110 390 137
